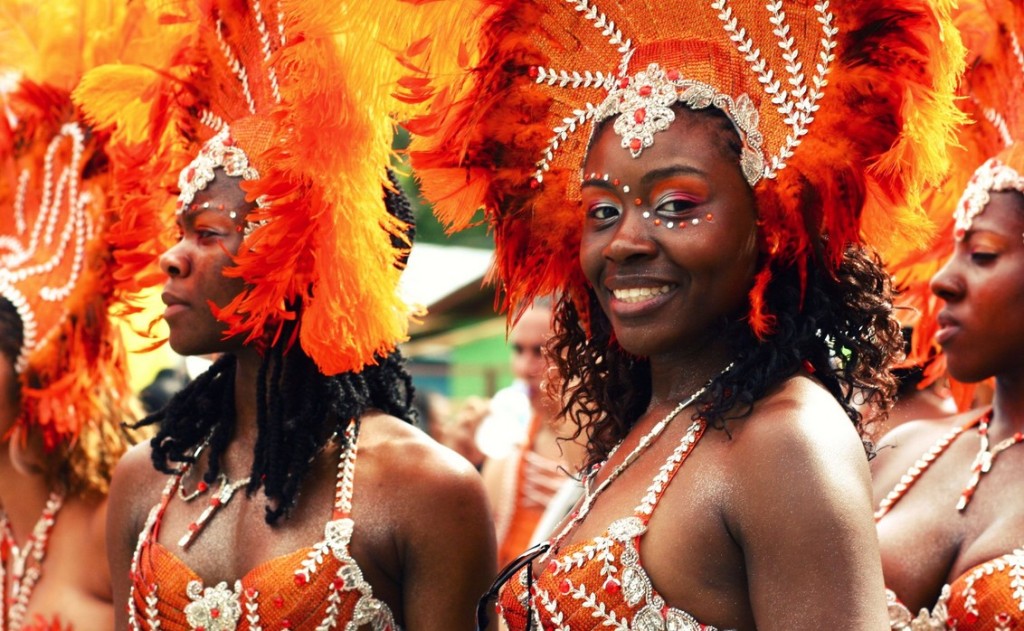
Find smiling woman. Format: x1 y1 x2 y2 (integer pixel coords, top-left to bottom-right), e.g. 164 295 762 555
409 0 965 628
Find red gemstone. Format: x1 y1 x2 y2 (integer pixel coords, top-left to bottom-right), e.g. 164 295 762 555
211 497 223 507
559 579 571 594
954 227 966 240
706 213 714 221
639 85 652 97
612 179 620 186
1015 433 1023 442
295 573 308 587
634 108 646 124
629 138 642 152
964 611 979 624
528 66 539 78
547 561 557 573
273 595 285 608
529 178 540 190
281 620 292 629
223 136 235 146
618 77 630 89
333 577 346 591
979 427 988 435
211 609 220 619
187 167 195 181
667 69 680 81
996 612 1011 624
188 523 199 532
603 578 620 594
196 627 205 631
245 587 257 599
198 481 208 492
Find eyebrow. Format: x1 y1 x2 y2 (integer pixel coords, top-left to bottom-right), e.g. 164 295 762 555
580 164 707 189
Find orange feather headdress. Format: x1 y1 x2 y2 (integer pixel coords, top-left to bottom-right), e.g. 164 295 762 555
0 0 153 495
409 0 964 336
891 0 1023 409
73 0 476 376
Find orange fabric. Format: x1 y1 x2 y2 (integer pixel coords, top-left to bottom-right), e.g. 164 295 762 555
497 421 711 630
498 505 546 570
133 543 350 631
409 0 964 336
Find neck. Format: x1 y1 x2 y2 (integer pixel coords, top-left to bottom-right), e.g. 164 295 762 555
990 373 1024 437
0 451 53 545
646 342 734 412
231 345 265 454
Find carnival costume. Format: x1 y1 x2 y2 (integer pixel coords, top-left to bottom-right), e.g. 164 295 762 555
409 0 963 628
73 0 476 629
875 4 1024 628
892 0 1024 411
0 1 148 628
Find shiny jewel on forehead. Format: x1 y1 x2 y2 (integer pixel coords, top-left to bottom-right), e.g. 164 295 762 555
953 158 1024 243
175 127 268 237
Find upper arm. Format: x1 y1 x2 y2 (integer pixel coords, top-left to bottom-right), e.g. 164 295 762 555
729 405 887 630
106 441 156 631
400 448 497 631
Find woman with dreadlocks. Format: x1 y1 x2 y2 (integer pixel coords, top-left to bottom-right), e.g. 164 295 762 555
74 1 494 629
409 0 963 628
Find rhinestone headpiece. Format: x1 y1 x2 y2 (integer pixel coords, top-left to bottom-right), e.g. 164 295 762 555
953 157 1024 241
176 127 263 214
593 63 765 185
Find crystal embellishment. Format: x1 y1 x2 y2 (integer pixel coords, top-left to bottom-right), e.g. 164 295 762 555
184 580 243 631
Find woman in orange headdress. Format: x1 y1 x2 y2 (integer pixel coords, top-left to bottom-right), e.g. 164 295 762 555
410 0 964 628
0 1 145 628
872 2 1024 628
74 1 496 629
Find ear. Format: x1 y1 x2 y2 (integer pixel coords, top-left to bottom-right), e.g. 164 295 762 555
8 423 48 477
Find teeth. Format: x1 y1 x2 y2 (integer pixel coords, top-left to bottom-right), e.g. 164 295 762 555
611 285 672 303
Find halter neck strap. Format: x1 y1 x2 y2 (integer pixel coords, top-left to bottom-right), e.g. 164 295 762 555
631 419 708 522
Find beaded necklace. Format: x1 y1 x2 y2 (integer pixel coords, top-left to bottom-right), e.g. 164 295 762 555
541 363 732 562
0 492 64 631
958 410 1024 511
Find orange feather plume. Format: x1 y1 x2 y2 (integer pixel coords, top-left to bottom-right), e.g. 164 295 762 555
410 0 964 336
75 0 479 376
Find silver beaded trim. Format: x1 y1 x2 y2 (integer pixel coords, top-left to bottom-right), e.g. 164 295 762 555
953 158 1024 242
531 0 837 188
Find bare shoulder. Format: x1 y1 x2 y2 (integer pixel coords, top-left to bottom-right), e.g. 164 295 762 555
107 439 165 541
356 411 487 501
870 408 981 499
726 375 867 469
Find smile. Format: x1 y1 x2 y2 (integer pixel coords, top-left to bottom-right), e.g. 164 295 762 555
611 285 673 303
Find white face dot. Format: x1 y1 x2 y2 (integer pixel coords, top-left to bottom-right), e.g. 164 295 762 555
642 211 651 219
622 185 630 193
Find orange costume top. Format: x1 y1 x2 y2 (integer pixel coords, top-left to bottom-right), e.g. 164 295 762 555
127 424 398 631
877 410 1024 631
497 420 729 631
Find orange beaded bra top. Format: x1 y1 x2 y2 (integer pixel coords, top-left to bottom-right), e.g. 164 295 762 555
129 421 399 631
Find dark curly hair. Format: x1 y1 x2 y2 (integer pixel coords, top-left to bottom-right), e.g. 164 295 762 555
552 108 902 468
136 171 418 524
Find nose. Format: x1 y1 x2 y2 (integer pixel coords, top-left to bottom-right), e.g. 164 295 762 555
159 240 191 279
603 207 657 263
929 255 963 304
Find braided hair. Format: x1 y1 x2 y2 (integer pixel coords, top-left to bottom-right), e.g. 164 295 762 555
137 173 417 524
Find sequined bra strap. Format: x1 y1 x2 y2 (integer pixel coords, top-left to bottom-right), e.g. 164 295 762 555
631 419 708 521
332 420 360 520
874 410 989 521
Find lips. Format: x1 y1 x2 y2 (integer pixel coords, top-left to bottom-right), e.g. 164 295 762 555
161 291 190 318
935 311 961 345
603 276 677 315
